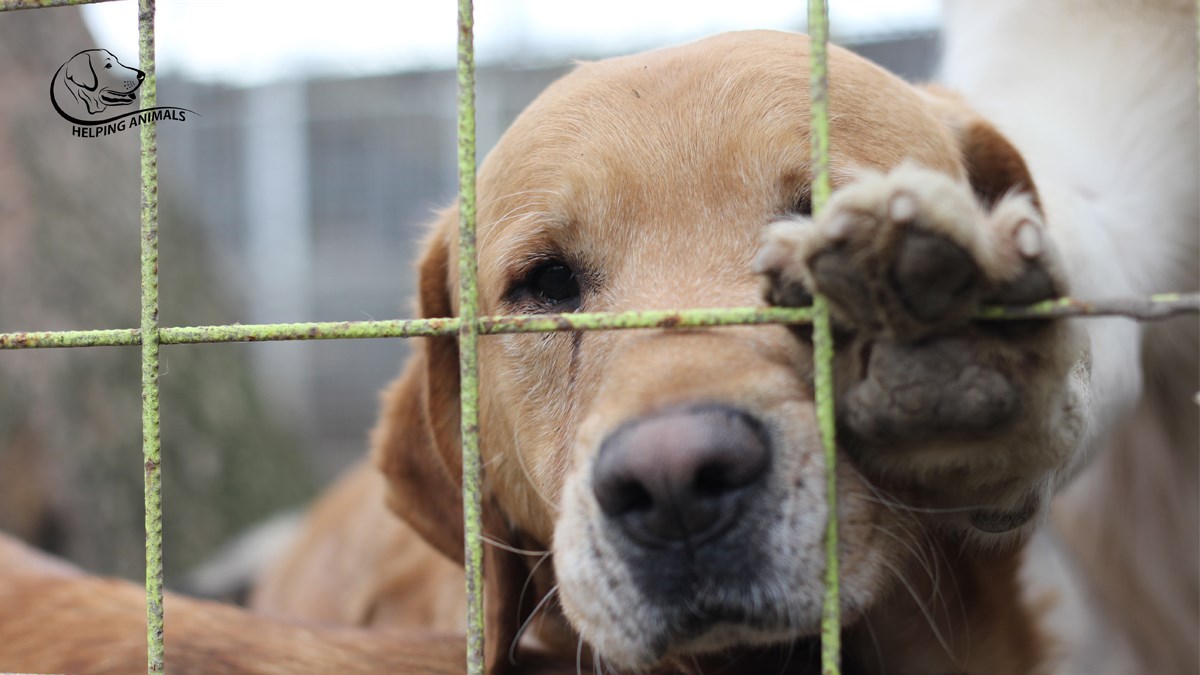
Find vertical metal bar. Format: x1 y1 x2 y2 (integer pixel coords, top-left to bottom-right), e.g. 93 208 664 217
137 0 164 672
456 0 484 673
807 1 841 673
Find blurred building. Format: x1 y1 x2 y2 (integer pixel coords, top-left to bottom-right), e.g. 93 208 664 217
155 29 938 479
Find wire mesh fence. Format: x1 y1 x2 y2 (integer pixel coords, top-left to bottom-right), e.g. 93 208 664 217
0 1 1196 674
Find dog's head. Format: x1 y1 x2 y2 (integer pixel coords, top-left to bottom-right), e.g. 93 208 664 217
374 31 1040 673
60 49 144 115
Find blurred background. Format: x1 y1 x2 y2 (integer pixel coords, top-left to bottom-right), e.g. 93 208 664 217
0 1 939 588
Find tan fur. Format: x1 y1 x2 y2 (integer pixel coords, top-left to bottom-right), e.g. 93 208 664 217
0 533 563 674
250 461 467 630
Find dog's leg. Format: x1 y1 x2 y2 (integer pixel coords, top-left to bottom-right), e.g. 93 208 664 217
758 163 1088 546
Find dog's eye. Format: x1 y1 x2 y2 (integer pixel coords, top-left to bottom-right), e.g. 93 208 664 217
104 63 113 69
533 262 580 303
789 193 812 217
509 259 583 312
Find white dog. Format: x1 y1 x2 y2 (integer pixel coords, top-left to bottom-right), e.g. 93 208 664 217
941 1 1198 673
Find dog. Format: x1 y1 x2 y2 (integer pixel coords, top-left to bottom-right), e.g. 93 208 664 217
52 49 144 117
0 532 585 674
249 3 1196 673
3 2 1195 673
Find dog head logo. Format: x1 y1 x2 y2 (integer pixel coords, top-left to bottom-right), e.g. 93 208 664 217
50 49 197 134
51 49 145 121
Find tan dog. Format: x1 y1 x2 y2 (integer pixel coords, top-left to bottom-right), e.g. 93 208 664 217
257 13 1197 673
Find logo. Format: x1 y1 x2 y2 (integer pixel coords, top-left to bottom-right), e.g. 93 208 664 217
50 49 197 138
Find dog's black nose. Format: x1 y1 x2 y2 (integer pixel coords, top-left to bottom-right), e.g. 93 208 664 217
592 405 770 545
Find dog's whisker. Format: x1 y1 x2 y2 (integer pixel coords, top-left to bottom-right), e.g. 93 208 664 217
775 636 796 675
927 528 972 664
851 488 984 515
533 586 556 642
484 200 554 234
868 523 938 607
480 535 549 557
509 584 560 666
490 190 557 207
871 521 960 652
480 532 555 651
847 464 913 521
856 469 954 618
489 204 552 230
489 186 563 205
576 634 586 675
878 556 958 664
845 464 978 516
860 612 887 675
913 525 954 644
909 521 960 651
481 453 505 472
515 550 554 626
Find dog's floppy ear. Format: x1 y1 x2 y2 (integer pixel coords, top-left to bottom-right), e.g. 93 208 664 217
64 51 97 91
957 118 1040 210
922 85 1040 209
372 207 464 564
372 207 536 673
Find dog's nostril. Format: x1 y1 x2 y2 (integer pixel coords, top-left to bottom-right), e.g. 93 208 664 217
592 406 770 543
693 463 727 498
601 478 653 516
693 459 749 498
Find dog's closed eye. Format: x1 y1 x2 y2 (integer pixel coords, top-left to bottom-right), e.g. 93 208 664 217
507 259 583 312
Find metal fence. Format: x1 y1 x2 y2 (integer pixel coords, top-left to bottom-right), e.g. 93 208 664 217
0 1 1196 674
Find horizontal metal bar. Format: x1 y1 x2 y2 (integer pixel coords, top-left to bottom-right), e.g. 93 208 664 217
0 328 141 348
479 306 814 333
162 319 463 344
976 293 1200 321
1 293 1196 350
0 0 120 10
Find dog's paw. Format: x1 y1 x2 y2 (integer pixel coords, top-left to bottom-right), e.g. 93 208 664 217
757 163 1061 340
756 163 1088 540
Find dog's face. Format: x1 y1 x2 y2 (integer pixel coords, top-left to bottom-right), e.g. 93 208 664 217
60 49 144 115
474 31 969 668
377 30 1046 672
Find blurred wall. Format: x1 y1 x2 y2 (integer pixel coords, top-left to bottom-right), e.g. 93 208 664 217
0 6 316 582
